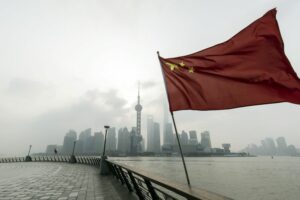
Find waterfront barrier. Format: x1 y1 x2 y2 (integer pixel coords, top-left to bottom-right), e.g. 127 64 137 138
0 155 101 166
106 160 233 200
0 156 233 200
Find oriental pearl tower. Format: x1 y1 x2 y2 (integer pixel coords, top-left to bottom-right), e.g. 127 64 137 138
134 82 143 153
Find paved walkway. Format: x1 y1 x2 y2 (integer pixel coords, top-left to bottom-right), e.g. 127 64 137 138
0 162 137 200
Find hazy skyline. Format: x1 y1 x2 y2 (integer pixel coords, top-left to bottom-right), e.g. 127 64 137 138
1 0 300 156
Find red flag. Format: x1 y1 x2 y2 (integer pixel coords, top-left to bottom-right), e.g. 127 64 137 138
159 9 300 111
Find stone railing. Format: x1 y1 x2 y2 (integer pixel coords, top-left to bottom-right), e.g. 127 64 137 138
0 155 101 166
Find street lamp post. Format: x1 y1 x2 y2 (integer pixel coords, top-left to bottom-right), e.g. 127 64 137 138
27 145 32 156
102 125 110 157
25 145 32 162
100 125 110 175
69 141 77 163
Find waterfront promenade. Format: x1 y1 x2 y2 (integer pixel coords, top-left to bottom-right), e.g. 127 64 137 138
0 162 137 200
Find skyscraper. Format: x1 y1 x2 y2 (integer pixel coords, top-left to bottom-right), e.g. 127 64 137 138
276 137 288 155
130 127 140 154
147 115 154 152
153 122 161 153
164 123 174 145
147 115 161 153
62 130 77 154
134 83 143 153
201 131 212 149
79 128 92 154
106 127 117 152
264 138 277 155
180 131 189 145
94 132 104 154
118 127 131 154
189 130 198 145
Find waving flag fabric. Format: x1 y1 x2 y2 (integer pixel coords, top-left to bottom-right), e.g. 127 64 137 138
159 9 300 111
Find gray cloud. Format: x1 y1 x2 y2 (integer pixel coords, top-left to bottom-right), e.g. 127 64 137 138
0 89 132 155
6 78 51 97
141 81 158 90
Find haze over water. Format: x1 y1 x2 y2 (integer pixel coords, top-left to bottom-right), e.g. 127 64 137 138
112 156 300 200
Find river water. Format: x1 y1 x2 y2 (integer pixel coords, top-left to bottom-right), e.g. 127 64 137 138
111 156 300 200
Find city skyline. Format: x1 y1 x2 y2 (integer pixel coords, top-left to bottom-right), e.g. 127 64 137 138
1 1 300 156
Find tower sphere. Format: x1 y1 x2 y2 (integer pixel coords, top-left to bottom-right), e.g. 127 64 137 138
135 104 142 111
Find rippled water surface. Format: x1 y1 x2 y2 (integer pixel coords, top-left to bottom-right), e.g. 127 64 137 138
111 156 300 200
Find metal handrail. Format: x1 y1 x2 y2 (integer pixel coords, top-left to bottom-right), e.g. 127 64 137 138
106 160 233 200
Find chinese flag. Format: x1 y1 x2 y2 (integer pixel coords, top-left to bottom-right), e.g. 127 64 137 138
159 9 300 111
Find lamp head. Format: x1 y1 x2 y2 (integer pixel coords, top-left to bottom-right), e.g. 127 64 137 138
104 125 110 129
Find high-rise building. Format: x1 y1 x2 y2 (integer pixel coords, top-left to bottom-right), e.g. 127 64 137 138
107 127 117 152
164 123 174 145
201 131 211 149
118 127 131 154
153 122 161 153
189 130 198 145
276 137 288 155
147 115 154 152
94 132 104 154
130 127 140 154
264 138 277 155
79 128 92 154
163 100 169 145
180 131 189 145
62 130 77 154
134 83 143 153
287 145 297 155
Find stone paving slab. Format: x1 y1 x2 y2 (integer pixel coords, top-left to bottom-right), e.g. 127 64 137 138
0 163 137 200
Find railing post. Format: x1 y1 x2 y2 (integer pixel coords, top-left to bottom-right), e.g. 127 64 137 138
118 167 133 192
128 171 144 200
114 165 125 185
144 179 159 199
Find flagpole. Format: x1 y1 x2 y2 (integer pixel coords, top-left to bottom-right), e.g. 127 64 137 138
157 51 191 186
170 111 191 186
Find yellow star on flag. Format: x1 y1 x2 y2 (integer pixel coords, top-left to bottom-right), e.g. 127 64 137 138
165 62 179 71
179 61 185 67
188 67 194 73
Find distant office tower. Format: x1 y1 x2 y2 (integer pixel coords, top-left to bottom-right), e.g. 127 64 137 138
46 145 58 154
94 132 104 154
62 129 77 154
134 83 143 152
180 131 189 145
77 128 91 154
147 115 155 152
189 131 198 145
264 138 277 155
164 123 174 145
118 127 130 154
117 128 124 153
141 138 145 152
287 145 297 155
276 137 288 155
153 122 161 153
222 143 231 153
107 127 117 152
163 100 169 144
201 131 212 149
130 127 141 154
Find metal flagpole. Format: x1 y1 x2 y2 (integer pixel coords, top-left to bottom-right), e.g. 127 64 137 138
157 51 191 186
170 112 191 186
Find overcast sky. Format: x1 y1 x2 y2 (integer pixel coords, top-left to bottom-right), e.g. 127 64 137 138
0 0 299 156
